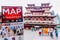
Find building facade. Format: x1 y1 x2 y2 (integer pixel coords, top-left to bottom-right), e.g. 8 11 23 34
24 3 57 30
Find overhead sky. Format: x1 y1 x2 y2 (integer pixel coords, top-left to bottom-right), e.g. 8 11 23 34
0 0 60 15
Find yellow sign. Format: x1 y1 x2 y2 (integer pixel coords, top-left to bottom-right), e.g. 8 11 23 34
43 28 48 35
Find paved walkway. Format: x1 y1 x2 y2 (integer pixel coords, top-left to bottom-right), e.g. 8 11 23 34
0 29 60 40
24 30 60 40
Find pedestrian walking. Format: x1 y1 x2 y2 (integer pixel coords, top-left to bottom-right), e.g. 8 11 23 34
38 28 42 36
48 28 50 35
31 26 35 31
50 28 53 38
55 28 58 38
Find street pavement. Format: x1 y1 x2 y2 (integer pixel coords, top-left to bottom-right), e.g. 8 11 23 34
24 29 60 40
0 29 60 40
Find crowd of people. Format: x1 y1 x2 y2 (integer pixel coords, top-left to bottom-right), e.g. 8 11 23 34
38 28 58 39
0 26 23 38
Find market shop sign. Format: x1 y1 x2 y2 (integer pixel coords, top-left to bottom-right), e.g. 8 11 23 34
2 6 22 20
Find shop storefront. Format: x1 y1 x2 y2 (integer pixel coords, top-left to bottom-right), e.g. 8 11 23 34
0 6 24 40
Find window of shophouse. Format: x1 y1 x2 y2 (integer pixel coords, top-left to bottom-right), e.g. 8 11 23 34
38 22 40 23
30 17 32 20
46 8 49 11
36 13 39 15
51 17 53 21
32 17 34 20
36 17 38 20
42 5 45 7
43 17 45 21
24 17 26 18
36 18 38 20
46 17 48 21
44 18 46 21
46 5 48 7
28 17 31 20
49 18 51 21
45 5 46 7
47 8 50 11
34 17 36 18
40 18 43 21
38 17 40 18
43 17 45 18
44 8 46 10
34 17 36 20
25 18 27 20
43 22 45 23
39 12 42 15
48 17 52 21
27 9 30 12
34 13 37 15
38 17 40 20
30 22 32 23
